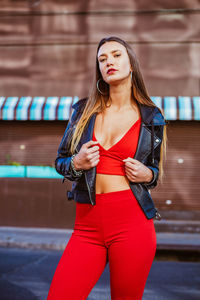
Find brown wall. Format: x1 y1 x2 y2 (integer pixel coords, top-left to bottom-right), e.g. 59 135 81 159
0 120 66 166
152 121 200 211
0 178 76 228
0 0 199 97
0 120 200 227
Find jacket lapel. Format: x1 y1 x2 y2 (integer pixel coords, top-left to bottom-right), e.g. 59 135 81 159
76 113 97 192
75 113 97 153
134 103 164 162
74 102 165 190
134 125 161 163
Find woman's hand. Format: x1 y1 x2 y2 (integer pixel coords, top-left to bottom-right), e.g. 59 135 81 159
73 140 100 171
122 157 153 183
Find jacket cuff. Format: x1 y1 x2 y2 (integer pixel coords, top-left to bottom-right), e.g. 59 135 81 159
68 158 84 178
55 156 83 182
144 166 158 189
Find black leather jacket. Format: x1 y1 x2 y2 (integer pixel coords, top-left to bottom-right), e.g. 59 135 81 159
55 97 166 220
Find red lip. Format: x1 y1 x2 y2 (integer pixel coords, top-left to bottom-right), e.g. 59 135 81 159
107 68 117 74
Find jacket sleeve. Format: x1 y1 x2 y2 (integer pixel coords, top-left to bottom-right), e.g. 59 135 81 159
55 108 84 182
144 124 164 189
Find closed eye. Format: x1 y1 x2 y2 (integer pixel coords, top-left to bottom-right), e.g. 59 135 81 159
99 54 121 63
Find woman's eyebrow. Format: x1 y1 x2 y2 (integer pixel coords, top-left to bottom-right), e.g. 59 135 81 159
98 49 122 58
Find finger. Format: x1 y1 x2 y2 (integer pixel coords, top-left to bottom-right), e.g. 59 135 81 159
126 170 137 181
123 157 134 163
124 164 138 175
125 162 139 172
88 145 100 154
125 173 135 182
124 161 136 170
87 151 100 161
125 168 137 177
86 140 99 148
90 156 100 167
123 157 139 164
122 157 133 162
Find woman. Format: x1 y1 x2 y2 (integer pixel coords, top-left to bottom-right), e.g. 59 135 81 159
47 36 166 300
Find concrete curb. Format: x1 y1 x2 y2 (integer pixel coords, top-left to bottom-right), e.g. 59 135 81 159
156 232 200 251
0 227 71 250
154 220 200 234
0 226 200 252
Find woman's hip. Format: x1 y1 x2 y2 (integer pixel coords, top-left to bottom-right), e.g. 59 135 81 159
75 188 155 229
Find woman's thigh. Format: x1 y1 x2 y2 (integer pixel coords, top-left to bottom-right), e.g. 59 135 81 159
108 204 156 300
96 188 156 300
47 202 108 300
108 219 156 300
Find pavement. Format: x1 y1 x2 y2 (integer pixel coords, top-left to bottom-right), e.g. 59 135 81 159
0 220 200 252
1 247 200 300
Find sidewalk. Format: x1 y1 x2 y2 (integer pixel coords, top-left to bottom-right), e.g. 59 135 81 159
0 225 200 252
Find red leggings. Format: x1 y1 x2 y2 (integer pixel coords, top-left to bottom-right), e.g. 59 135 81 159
47 188 157 300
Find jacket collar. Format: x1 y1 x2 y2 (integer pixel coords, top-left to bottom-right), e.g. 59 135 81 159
72 97 166 126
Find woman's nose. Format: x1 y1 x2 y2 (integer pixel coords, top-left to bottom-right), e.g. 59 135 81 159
106 56 114 65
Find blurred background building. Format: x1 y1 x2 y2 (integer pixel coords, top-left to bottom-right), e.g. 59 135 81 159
0 0 199 229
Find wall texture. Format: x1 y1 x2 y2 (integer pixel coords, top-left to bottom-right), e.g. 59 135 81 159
0 0 199 97
0 120 200 227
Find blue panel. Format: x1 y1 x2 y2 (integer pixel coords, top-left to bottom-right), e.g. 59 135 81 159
151 96 162 110
26 166 63 178
0 97 5 109
164 97 177 120
44 97 59 120
1 95 199 122
2 97 18 120
72 96 79 105
57 97 72 120
178 96 192 120
193 97 200 120
0 97 6 119
30 97 45 120
16 97 32 120
0 165 63 179
0 166 25 177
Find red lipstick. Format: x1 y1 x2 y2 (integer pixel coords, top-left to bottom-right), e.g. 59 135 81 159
107 68 117 74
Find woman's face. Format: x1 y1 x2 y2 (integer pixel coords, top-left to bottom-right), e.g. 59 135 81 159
97 41 132 85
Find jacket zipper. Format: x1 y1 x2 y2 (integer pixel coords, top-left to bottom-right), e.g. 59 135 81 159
155 209 162 220
75 145 95 206
63 147 94 204
84 172 95 205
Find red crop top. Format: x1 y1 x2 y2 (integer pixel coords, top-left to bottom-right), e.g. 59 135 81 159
92 117 141 175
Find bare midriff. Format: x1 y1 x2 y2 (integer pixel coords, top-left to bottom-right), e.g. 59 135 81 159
95 173 130 194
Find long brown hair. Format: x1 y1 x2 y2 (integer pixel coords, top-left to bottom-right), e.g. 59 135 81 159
69 36 167 181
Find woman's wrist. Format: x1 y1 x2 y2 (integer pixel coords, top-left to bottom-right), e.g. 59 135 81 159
146 167 154 183
73 154 82 171
70 154 84 177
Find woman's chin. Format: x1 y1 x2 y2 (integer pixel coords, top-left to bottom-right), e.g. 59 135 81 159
108 78 124 85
